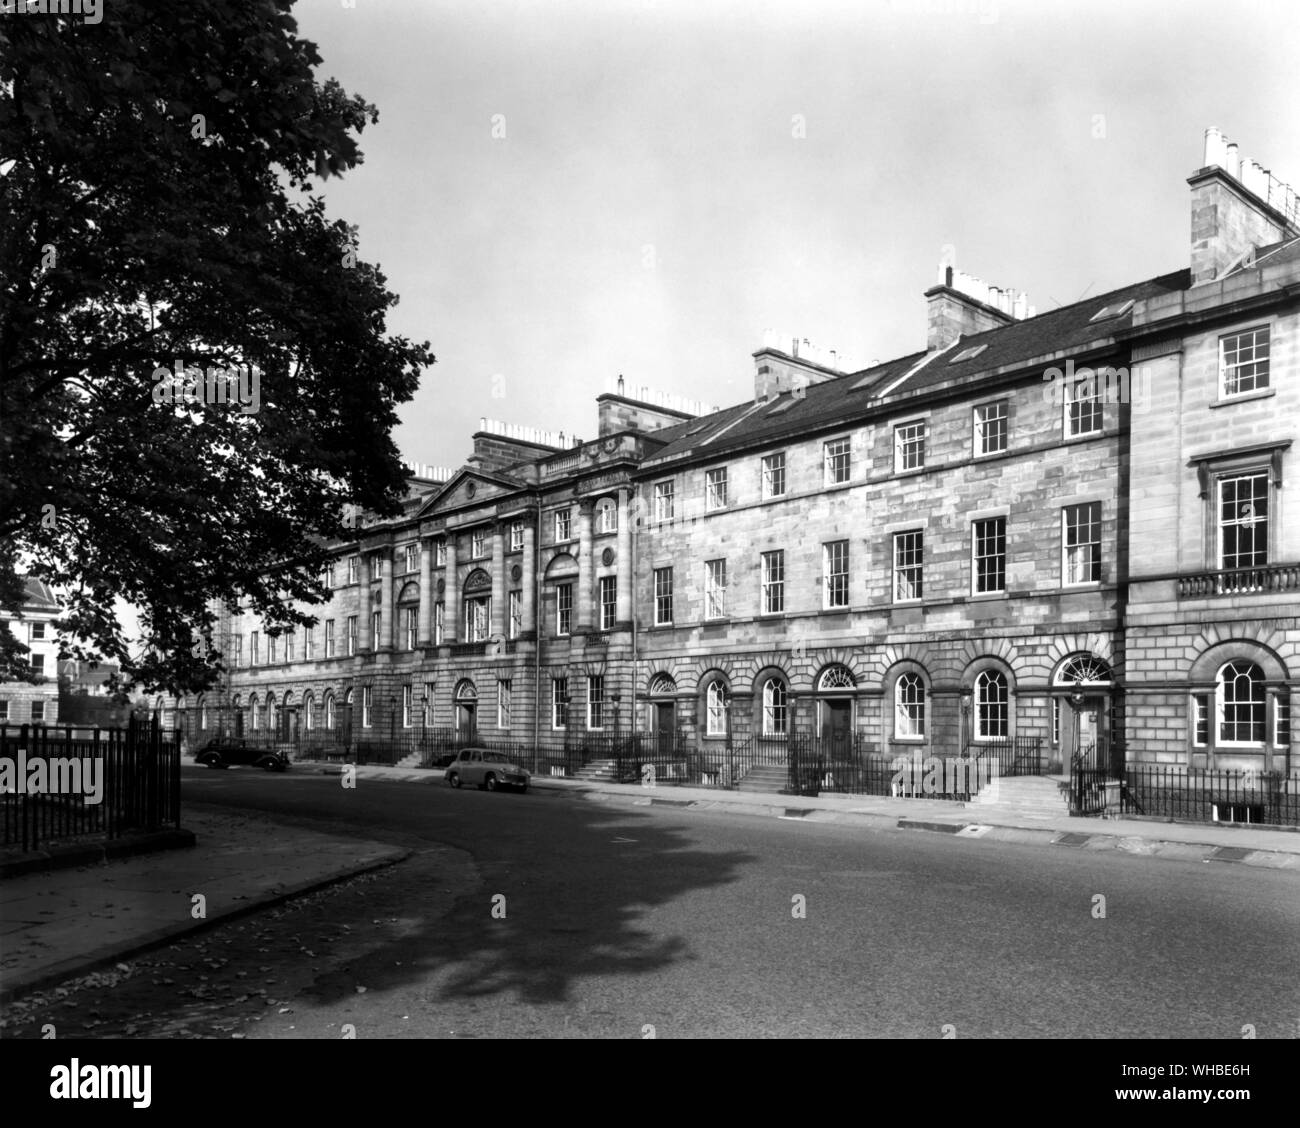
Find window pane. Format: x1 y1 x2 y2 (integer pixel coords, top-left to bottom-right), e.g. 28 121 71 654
825 438 851 484
654 567 673 625
1219 473 1269 570
1063 502 1102 584
1221 326 1270 395
762 550 785 614
1219 661 1265 744
705 560 727 619
894 531 923 600
973 518 1006 593
975 402 1007 455
975 670 1008 739
824 541 849 607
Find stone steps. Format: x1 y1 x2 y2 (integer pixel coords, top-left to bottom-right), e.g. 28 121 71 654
573 758 620 782
968 775 1070 818
737 764 790 794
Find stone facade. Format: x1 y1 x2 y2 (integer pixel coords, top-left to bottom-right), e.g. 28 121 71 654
0 578 61 727
176 130 1299 781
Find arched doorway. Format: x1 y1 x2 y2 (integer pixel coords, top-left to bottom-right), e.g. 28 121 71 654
814 664 856 755
647 673 677 753
341 688 354 745
453 679 478 742
1053 655 1113 772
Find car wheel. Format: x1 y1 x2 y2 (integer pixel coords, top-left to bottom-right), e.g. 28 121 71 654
206 754 224 769
263 760 276 772
518 783 528 794
447 771 461 788
485 774 497 792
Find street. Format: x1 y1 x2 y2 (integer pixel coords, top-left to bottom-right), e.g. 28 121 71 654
3 765 1299 1039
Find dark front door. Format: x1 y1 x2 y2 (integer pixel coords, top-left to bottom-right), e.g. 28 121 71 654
821 699 852 757
654 702 675 754
455 703 477 742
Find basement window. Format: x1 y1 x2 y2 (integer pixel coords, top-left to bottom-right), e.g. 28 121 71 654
1089 300 1134 322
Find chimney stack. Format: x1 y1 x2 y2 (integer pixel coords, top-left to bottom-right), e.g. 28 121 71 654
924 260 1034 351
752 331 843 401
1189 126 1300 285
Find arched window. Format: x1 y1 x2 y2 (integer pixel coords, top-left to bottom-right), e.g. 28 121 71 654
1054 655 1113 685
462 570 491 643
648 673 676 696
1218 661 1266 745
974 670 1008 740
198 696 208 731
266 693 277 735
398 581 420 650
762 676 788 736
454 678 477 702
324 692 335 730
817 665 856 691
705 680 730 737
249 693 259 731
302 692 315 731
896 673 926 739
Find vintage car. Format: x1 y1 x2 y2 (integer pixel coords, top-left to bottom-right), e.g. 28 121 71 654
444 747 530 792
194 739 290 772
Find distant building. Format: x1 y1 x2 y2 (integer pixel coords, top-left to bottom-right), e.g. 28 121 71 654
57 658 139 727
176 127 1297 781
0 578 61 726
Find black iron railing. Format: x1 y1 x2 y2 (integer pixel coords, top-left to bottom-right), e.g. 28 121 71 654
968 736 1044 777
0 718 182 853
1069 763 1300 826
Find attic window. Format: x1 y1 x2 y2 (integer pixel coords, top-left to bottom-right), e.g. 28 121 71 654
1089 299 1134 322
949 344 988 364
685 424 708 436
767 398 797 416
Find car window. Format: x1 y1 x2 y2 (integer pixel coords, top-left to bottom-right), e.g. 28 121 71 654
459 750 471 761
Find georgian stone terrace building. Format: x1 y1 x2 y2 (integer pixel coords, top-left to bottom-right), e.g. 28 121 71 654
177 128 1297 783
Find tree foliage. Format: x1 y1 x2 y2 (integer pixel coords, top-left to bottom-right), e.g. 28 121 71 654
0 0 434 694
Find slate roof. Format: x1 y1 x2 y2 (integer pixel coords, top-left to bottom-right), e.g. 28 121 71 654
637 266 1196 470
19 578 59 612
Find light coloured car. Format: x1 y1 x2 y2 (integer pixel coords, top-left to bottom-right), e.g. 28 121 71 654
445 747 530 793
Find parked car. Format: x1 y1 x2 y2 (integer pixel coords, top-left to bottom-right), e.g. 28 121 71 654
444 747 530 792
428 750 459 769
195 739 290 772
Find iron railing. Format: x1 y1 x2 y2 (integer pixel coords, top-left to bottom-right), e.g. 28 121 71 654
0 718 182 853
184 718 1005 800
1069 764 1300 826
968 736 1044 777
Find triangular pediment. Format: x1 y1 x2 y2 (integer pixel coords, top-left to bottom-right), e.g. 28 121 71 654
415 467 525 518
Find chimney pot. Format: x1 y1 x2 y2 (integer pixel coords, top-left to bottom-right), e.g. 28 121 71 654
1204 126 1227 169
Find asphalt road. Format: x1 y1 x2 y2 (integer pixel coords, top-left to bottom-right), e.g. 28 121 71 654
6 765 1300 1039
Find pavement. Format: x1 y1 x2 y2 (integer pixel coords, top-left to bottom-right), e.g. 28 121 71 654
2 762 1297 1005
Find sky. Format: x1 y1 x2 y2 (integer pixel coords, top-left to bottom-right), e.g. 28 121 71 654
291 0 1300 469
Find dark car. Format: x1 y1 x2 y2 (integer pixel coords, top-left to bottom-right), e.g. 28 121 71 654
195 739 290 772
444 747 530 792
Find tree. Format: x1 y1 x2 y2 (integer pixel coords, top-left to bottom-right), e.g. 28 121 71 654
0 0 434 694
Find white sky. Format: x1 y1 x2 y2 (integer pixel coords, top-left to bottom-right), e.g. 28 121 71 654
292 0 1299 464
